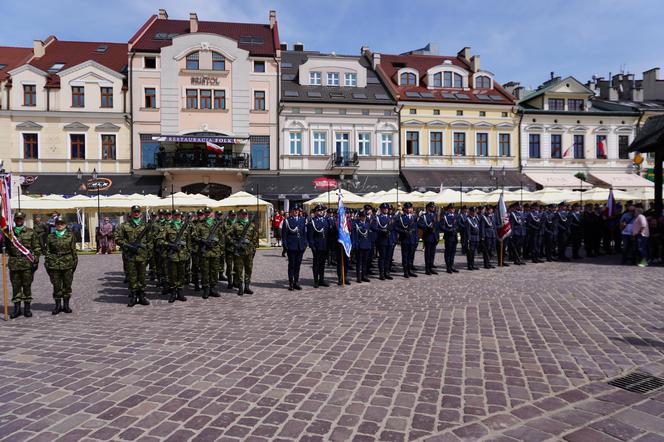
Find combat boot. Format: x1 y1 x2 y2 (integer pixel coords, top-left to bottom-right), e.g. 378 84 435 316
209 285 221 298
237 283 244 296
385 273 393 280
288 278 294 291
52 299 62 315
62 298 73 314
226 277 234 290
138 291 150 306
202 286 209 299
244 284 254 295
168 289 177 303
313 275 319 289
430 268 438 275
319 279 329 287
379 271 385 280
176 289 187 302
10 302 21 319
219 272 227 281
194 282 201 292
128 292 137 307
293 280 302 290
24 302 32 317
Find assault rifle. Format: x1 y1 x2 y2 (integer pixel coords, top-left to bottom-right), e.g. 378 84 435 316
125 216 154 258
167 218 190 254
199 219 222 253
232 215 255 254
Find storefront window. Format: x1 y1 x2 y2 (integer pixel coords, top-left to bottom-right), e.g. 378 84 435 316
140 134 160 169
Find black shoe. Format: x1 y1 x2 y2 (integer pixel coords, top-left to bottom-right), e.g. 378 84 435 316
356 277 362 283
379 274 385 280
293 282 302 290
227 281 234 290
489 265 496 269
408 271 418 277
176 290 187 302
194 283 201 292
23 302 32 318
128 292 137 308
288 279 294 291
337 280 343 286
430 269 438 275
403 272 409 279
313 281 319 288
168 290 177 303
238 284 244 296
244 285 254 295
62 298 73 314
209 286 221 298
219 274 227 281
425 269 432 275
385 274 393 280
502 263 510 267
319 280 329 287
362 277 370 282
451 268 459 273
10 302 21 319
202 287 209 299
52 299 62 315
138 291 150 306
446 269 453 274
345 280 351 286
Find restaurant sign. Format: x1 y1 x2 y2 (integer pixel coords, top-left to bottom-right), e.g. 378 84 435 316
85 177 112 192
190 76 220 86
153 136 243 144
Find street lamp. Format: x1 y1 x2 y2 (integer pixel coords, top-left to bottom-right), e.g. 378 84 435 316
489 166 496 191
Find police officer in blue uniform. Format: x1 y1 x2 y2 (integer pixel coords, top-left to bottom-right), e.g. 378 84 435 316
480 206 497 269
527 203 544 263
543 204 558 262
307 204 331 288
331 210 351 285
394 202 418 278
352 211 372 283
466 207 480 270
440 204 459 273
509 203 526 265
458 205 469 256
371 203 395 280
569 203 583 259
282 205 307 290
556 202 571 261
418 202 439 275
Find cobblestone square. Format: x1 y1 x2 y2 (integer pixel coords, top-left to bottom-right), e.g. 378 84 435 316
1 249 664 441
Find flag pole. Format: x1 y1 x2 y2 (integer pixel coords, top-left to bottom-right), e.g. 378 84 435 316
2 244 7 321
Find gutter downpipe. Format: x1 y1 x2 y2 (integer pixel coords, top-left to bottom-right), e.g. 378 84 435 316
129 51 136 175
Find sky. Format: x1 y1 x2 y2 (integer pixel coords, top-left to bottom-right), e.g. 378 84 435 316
0 0 661 88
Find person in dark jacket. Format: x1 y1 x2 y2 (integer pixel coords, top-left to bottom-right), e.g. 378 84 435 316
352 211 372 283
282 205 307 291
466 207 480 270
371 203 395 280
480 206 497 269
418 202 439 275
394 202 418 278
306 205 331 288
439 204 459 273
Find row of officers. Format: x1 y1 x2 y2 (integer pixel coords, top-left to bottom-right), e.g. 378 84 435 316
5 199 599 318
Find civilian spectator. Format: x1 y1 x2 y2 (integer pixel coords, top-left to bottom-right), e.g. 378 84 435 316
632 207 649 267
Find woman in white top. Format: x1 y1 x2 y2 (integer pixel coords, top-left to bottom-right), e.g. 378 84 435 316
632 207 650 267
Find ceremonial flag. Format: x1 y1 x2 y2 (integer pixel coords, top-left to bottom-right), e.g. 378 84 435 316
0 174 33 262
337 190 352 257
206 141 224 154
497 193 512 240
597 138 606 157
563 146 572 158
607 188 616 217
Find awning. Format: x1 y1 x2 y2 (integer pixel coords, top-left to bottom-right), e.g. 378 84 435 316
589 172 654 189
245 174 403 200
21 174 164 196
525 172 589 189
402 169 534 191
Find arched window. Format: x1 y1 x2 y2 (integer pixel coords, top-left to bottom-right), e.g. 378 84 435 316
475 75 491 89
212 52 225 71
186 51 199 70
400 72 417 86
440 72 463 88
433 73 442 87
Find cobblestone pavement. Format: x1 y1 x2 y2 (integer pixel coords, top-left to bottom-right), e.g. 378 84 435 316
1 249 664 442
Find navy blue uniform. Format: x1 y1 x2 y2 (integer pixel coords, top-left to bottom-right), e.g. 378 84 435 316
371 213 395 279
394 213 418 277
480 214 496 268
569 210 583 259
282 216 307 286
440 212 458 271
509 210 526 264
465 215 480 270
418 211 439 273
543 211 558 261
330 217 351 285
526 211 543 262
352 219 372 282
307 215 331 287
458 212 469 255
556 211 570 261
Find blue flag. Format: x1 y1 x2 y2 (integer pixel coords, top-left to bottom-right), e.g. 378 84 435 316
337 191 352 257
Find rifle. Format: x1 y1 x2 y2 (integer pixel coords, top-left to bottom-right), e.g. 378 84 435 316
124 217 154 258
232 215 255 254
167 218 190 254
199 219 222 254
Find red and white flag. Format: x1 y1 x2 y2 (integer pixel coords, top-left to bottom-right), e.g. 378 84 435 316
607 188 616 217
206 142 224 154
563 146 572 158
597 139 606 157
497 193 512 240
0 174 34 262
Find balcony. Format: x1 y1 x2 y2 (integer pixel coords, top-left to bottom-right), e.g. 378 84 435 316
331 152 359 169
156 150 249 170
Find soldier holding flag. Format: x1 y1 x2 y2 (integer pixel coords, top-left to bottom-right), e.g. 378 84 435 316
8 212 41 319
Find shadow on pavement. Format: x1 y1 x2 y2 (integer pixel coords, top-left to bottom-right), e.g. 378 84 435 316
611 336 664 349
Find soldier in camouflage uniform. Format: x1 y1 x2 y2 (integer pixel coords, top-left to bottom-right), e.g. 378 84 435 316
32 214 49 250
224 210 238 289
155 209 171 293
216 211 227 281
8 212 41 319
193 207 223 299
114 205 151 307
164 209 190 303
45 217 78 315
189 209 204 291
228 208 258 296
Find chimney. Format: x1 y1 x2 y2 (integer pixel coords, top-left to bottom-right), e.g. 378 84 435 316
470 55 480 72
269 10 276 29
280 42 288 51
189 12 198 33
158 8 168 19
360 45 369 55
550 71 554 80
373 52 381 69
293 42 304 51
457 47 470 60
33 40 45 58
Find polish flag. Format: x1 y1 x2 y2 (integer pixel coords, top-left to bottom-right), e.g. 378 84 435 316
497 193 512 240
597 139 606 157
563 146 572 158
206 142 224 154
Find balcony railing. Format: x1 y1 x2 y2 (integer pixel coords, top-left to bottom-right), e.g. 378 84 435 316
331 152 359 168
156 151 249 169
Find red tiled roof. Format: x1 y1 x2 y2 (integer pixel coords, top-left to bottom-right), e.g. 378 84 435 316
131 18 278 57
28 39 128 87
0 46 33 81
378 53 515 105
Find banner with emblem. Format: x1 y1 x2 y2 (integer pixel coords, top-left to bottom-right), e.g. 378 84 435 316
0 173 34 262
337 190 352 257
497 193 512 241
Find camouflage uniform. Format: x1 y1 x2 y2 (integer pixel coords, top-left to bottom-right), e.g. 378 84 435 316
45 220 78 315
188 211 203 290
227 210 258 296
216 211 227 281
164 212 190 302
224 211 238 288
153 211 170 291
32 219 49 249
8 216 41 318
114 209 152 307
193 211 223 298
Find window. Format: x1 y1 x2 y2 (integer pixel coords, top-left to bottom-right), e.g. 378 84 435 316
186 52 199 70
23 85 36 106
47 63 65 73
501 112 508 117
409 109 417 115
432 73 442 87
250 136 270 170
344 73 357 87
100 87 113 108
383 110 391 116
327 72 339 86
315 108 323 114
199 90 211 109
101 134 116 160
335 133 350 160
254 60 265 73
144 57 156 69
453 132 466 156
358 132 371 156
23 133 38 159
212 52 225 70
573 134 585 159
289 132 302 155
291 108 300 114
71 86 85 107
381 134 393 156
406 131 419 155
456 110 463 116
312 131 327 155
443 72 463 88
214 90 226 109
400 72 416 86
476 133 488 156
186 89 198 109
475 75 491 88
479 111 486 117
618 135 629 159
140 134 159 169
550 134 562 158
568 99 584 111
70 134 85 159
529 134 541 158
361 110 369 116
499 133 511 157
309 71 321 85
339 109 346 115
548 98 564 111
254 91 266 110
430 132 443 156
596 135 607 159
433 109 440 115
144 88 157 108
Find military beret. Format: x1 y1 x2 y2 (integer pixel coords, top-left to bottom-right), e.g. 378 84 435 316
403 202 413 209
13 212 25 219
239 208 248 214
469 206 476 212
131 205 141 212
359 210 367 217
461 205 468 210
326 208 333 214
558 202 567 207
364 204 373 210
